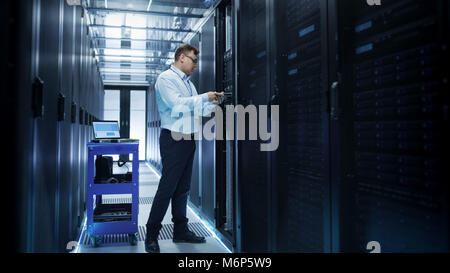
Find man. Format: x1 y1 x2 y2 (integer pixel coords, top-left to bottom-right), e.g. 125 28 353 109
145 44 224 253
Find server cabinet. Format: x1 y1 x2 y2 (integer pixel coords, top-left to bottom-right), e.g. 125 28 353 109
147 85 161 171
336 0 449 252
31 0 61 252
189 34 202 208
120 90 131 162
199 15 217 223
79 9 89 226
56 0 75 251
272 0 448 253
70 5 82 240
147 80 161 171
157 118 161 171
275 0 332 253
327 0 341 253
146 91 150 163
146 88 152 163
215 0 236 247
10 0 103 252
152 86 160 170
187 18 218 221
237 0 275 252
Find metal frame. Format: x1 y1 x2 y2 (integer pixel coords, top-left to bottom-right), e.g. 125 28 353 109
87 7 203 18
320 0 332 254
100 67 163 72
102 72 159 77
104 84 148 90
99 60 168 65
233 0 241 254
89 24 194 33
183 0 223 42
151 0 208 9
103 81 150 87
93 36 183 43
327 0 341 254
83 1 211 86
266 0 275 252
86 142 139 237
97 54 172 60
95 46 177 53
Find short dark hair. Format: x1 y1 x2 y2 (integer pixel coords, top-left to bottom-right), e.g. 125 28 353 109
174 44 199 61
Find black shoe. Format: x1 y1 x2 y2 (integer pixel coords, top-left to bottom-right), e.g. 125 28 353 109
145 237 160 253
173 230 206 243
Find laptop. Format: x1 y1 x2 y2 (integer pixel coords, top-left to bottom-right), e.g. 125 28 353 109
92 120 138 143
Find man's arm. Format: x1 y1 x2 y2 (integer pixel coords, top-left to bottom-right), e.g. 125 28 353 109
156 76 209 111
198 92 224 116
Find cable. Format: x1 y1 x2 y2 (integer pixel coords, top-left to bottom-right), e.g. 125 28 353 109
105 177 119 183
118 159 130 172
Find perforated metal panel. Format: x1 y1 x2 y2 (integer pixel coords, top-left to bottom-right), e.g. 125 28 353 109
101 196 154 205
81 223 212 244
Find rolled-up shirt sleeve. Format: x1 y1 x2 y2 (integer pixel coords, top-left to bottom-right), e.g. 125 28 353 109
156 76 209 112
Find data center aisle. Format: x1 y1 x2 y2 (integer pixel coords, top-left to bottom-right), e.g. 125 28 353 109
76 162 230 253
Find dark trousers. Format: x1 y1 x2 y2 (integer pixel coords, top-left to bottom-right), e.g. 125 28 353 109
146 129 196 240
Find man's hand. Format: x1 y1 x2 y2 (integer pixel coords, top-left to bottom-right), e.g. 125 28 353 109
207 91 225 104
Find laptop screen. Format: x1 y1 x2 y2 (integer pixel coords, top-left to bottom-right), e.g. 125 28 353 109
93 121 121 139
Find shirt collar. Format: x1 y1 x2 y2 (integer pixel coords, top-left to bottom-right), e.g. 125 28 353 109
170 65 191 81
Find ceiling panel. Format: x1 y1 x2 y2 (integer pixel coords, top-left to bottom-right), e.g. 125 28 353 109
85 0 216 86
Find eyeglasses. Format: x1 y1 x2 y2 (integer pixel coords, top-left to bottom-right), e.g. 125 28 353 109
185 55 198 64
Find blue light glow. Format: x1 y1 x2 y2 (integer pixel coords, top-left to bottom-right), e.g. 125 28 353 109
188 206 233 253
72 216 87 253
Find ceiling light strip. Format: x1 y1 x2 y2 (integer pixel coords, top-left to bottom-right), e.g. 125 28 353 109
96 47 175 53
87 7 203 18
151 0 207 9
103 80 150 87
89 24 194 33
100 68 163 73
99 60 168 66
99 54 172 59
93 36 183 43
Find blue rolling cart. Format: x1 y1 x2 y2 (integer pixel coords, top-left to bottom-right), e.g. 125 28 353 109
86 142 139 247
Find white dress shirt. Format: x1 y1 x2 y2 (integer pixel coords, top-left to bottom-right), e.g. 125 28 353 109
155 65 216 134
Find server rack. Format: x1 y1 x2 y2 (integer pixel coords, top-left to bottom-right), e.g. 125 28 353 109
146 84 162 173
199 14 217 225
215 0 236 248
134 0 448 253
186 19 217 224
275 0 332 253
234 0 449 253
337 0 449 252
70 4 81 242
9 0 104 252
184 14 218 229
32 0 62 252
189 34 202 208
237 0 276 252
56 0 75 251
